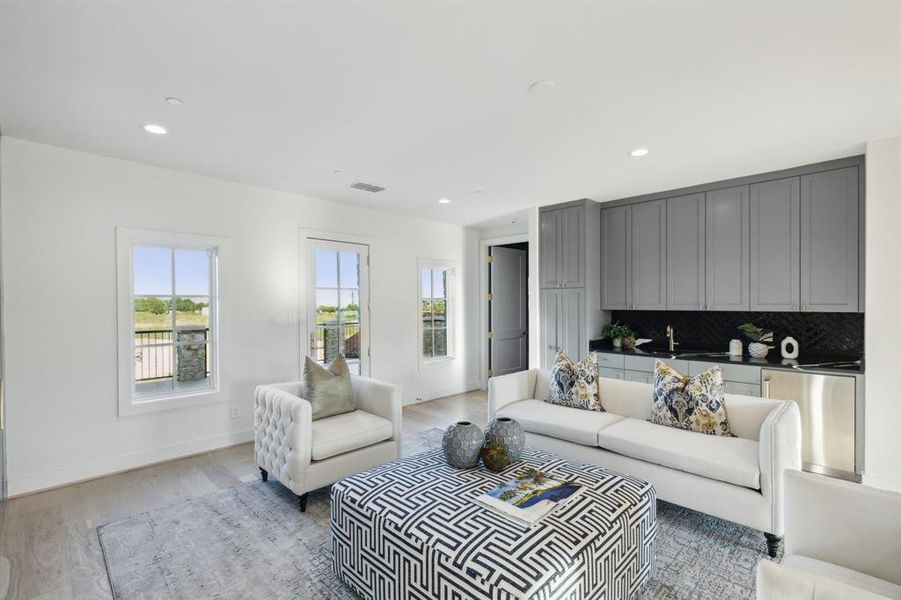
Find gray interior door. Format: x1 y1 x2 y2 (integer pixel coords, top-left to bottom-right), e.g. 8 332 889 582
490 246 529 376
601 205 631 309
800 167 859 312
705 185 750 310
667 193 705 310
750 177 800 311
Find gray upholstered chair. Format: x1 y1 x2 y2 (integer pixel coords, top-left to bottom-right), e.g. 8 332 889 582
254 376 401 510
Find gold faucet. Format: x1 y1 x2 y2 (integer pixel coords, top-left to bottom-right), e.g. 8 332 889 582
666 325 679 352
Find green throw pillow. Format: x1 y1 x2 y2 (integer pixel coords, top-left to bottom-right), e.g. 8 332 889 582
304 354 355 421
650 360 733 436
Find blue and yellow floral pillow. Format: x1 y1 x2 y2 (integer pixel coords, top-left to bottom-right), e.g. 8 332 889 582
651 360 733 436
547 350 604 411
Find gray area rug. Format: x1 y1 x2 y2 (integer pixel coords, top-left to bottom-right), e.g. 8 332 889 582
99 428 774 599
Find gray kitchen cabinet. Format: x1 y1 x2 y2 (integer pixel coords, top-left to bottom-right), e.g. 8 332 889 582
631 199 667 309
750 177 800 311
539 210 560 288
667 193 705 310
601 368 625 380
540 288 585 368
560 205 585 287
705 186 750 310
540 205 585 289
624 370 653 384
800 167 859 312
725 382 762 397
601 205 631 309
540 289 559 369
597 353 625 370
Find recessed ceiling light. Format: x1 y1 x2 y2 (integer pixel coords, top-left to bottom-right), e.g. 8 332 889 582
630 147 649 157
165 97 183 106
143 123 167 135
333 170 345 175
529 80 557 95
438 198 451 204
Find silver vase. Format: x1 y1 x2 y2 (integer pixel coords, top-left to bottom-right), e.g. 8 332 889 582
442 421 484 468
484 417 525 462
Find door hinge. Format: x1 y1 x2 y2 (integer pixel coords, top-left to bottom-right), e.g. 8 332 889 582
487 255 493 263
488 368 494 377
367 347 371 357
366 255 371 267
487 292 493 301
367 300 372 311
488 331 494 339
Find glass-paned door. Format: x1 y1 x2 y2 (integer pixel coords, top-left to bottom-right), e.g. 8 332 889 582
307 239 369 375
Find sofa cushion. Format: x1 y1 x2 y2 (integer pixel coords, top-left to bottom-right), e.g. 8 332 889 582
597 418 760 488
497 399 624 447
547 350 603 411
311 409 393 460
652 360 733 436
781 555 901 599
756 559 895 600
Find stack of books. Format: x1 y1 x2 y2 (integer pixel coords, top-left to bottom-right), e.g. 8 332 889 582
476 468 583 528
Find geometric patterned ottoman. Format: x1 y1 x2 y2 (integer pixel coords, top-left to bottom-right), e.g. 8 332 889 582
331 448 657 599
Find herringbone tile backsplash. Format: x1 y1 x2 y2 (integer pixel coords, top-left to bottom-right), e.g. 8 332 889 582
609 311 864 355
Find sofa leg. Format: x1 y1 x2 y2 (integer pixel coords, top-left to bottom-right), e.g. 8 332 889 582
297 493 309 512
259 468 268 483
764 533 782 558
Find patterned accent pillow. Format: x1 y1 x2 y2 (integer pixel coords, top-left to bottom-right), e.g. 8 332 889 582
547 350 604 411
651 360 733 436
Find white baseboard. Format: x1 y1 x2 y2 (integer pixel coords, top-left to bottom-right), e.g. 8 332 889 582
7 429 254 497
405 381 482 406
862 472 901 493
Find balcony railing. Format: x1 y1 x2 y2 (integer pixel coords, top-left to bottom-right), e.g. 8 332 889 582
310 322 360 364
134 328 209 382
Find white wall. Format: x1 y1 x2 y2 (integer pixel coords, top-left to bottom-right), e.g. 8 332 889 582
0 137 480 496
864 135 901 492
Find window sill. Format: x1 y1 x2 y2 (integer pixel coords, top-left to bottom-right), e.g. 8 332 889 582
420 355 457 367
119 387 223 417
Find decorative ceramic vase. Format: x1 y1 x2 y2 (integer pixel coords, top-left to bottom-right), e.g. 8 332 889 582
442 421 484 468
485 417 525 462
612 337 623 348
748 342 770 358
781 336 799 359
480 442 510 473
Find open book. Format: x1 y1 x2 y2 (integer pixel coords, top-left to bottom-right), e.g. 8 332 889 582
476 469 584 528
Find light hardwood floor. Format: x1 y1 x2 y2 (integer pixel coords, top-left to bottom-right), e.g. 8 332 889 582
0 390 487 600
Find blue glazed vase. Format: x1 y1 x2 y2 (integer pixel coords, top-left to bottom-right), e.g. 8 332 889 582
442 421 484 469
485 417 525 462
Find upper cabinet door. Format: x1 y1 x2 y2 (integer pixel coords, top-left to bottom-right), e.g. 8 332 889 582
539 209 561 288
601 205 632 309
666 193 705 310
559 205 585 287
800 167 859 312
750 177 800 311
631 199 667 310
705 186 750 310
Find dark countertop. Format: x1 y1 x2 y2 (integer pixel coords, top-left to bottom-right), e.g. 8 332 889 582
588 339 864 375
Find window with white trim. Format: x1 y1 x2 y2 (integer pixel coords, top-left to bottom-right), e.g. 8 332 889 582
420 260 456 362
117 228 223 415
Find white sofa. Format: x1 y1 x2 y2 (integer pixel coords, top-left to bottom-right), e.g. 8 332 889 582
488 369 801 556
756 470 901 599
254 375 402 511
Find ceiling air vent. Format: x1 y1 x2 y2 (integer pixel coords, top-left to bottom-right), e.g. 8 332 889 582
350 182 385 193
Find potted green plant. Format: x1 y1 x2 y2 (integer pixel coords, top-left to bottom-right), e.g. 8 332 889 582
602 321 635 349
738 323 774 358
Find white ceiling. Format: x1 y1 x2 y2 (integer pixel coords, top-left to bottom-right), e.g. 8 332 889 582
1 2 899 227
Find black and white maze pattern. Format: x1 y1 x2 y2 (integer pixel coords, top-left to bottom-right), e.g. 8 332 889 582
331 449 657 600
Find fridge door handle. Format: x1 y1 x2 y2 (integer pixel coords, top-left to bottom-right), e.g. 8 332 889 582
762 378 771 399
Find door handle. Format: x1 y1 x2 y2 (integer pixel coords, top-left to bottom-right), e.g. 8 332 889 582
762 379 771 399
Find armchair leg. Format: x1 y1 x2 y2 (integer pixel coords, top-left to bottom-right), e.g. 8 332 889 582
764 533 782 558
297 493 309 512
259 468 268 483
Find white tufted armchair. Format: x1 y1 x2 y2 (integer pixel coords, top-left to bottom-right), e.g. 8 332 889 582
254 375 402 511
